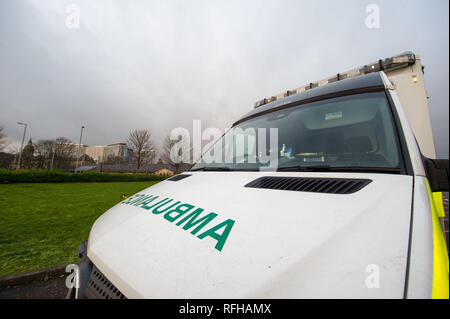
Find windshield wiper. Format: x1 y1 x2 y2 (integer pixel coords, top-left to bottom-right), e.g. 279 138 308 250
277 165 331 172
277 165 402 174
328 166 402 173
191 167 262 172
190 167 231 171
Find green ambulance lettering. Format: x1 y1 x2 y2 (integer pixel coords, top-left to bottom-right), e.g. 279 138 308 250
152 199 181 214
121 194 143 205
122 194 235 251
197 219 235 252
141 197 168 210
176 208 218 235
130 194 152 206
134 195 158 207
163 204 195 222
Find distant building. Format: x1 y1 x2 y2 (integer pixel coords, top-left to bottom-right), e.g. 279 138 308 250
72 143 86 158
104 143 133 163
83 143 134 164
85 145 106 163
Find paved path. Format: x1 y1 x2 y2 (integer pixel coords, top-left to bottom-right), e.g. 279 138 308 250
0 276 67 299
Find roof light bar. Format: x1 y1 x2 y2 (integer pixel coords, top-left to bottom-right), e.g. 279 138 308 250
254 51 416 108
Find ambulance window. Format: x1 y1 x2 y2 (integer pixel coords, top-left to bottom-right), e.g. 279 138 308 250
192 92 403 173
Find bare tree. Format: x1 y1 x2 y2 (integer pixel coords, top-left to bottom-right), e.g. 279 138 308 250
34 139 56 168
21 138 35 169
159 134 192 174
0 126 13 169
0 126 7 151
54 137 76 169
127 129 155 170
0 152 14 169
140 148 156 166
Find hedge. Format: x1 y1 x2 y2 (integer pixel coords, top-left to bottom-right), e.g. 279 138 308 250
0 169 169 183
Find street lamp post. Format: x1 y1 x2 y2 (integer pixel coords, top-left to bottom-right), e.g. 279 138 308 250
75 126 85 173
50 141 56 170
17 122 27 170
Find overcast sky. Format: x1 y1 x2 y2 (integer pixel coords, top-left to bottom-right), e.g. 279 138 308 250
0 0 448 157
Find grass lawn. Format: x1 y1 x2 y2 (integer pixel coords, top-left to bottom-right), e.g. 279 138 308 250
0 181 158 276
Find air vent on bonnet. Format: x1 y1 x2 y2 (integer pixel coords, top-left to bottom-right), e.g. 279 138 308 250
245 176 371 194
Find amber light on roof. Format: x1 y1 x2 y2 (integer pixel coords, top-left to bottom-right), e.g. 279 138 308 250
254 52 416 108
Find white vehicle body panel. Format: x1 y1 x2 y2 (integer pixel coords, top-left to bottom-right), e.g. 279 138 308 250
406 176 434 298
385 90 426 177
88 172 413 298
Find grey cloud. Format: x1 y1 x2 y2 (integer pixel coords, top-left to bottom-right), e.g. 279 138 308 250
0 0 448 157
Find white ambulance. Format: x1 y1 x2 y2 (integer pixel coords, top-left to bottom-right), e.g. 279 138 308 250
69 52 448 299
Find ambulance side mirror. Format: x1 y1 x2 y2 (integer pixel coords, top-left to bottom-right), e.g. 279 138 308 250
424 158 449 192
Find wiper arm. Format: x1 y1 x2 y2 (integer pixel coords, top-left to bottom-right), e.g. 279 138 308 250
191 167 262 172
327 166 402 173
277 165 331 172
277 165 402 173
190 167 231 171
